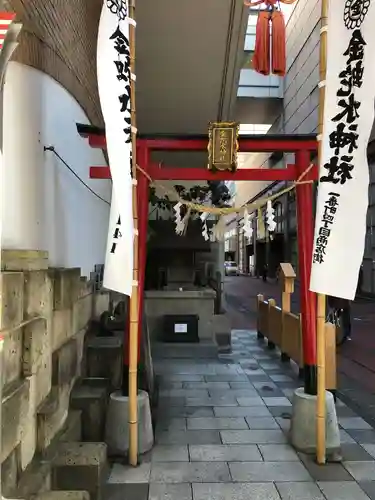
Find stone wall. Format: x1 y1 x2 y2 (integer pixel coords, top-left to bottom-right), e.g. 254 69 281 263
0 250 109 498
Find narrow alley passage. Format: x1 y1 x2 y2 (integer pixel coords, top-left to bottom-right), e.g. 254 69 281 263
105 331 375 500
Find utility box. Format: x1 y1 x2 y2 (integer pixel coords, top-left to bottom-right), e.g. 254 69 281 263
163 314 199 342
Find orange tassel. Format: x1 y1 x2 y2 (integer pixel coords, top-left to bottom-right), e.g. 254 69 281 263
253 11 270 76
271 10 286 77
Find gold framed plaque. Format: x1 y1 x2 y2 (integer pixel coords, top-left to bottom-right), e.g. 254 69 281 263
207 121 239 172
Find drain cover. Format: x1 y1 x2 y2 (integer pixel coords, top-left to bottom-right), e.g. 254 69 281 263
261 385 274 392
281 412 291 420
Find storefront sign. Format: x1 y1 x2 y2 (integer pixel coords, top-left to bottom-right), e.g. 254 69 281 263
310 0 375 300
97 0 133 296
208 121 239 172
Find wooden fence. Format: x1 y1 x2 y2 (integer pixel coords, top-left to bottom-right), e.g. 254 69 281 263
256 294 336 391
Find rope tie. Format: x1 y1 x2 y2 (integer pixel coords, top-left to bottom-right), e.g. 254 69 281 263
136 162 314 216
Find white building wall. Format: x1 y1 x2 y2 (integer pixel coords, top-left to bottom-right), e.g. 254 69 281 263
2 62 111 277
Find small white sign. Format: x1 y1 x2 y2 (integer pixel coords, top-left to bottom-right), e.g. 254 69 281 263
174 323 188 333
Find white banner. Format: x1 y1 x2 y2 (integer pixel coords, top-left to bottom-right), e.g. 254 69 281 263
97 0 133 296
310 0 375 300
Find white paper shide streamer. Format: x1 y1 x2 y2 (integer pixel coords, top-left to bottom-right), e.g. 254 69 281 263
242 209 253 240
200 212 210 241
97 0 133 296
310 0 375 300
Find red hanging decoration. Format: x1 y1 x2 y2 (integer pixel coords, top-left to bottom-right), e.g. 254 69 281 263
244 0 295 77
253 11 271 75
271 10 286 76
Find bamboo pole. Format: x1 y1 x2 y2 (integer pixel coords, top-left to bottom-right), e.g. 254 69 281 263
316 0 328 466
128 0 139 467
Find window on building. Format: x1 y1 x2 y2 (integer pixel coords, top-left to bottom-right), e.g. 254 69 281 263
248 11 258 26
242 51 254 69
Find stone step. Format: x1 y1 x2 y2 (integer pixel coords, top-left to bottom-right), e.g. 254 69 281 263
70 379 108 441
32 491 90 500
52 442 108 500
86 336 123 389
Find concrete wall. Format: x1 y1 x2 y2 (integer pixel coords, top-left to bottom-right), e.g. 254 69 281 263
2 63 111 278
0 250 109 496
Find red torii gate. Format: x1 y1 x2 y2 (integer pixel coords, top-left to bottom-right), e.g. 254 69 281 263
77 124 319 395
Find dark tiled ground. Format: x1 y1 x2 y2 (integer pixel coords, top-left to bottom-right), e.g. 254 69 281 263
105 331 375 499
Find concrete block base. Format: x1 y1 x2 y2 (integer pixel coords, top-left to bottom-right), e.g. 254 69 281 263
52 442 108 500
290 387 340 453
105 390 154 456
70 379 108 441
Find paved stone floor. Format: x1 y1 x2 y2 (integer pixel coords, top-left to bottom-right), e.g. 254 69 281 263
105 330 375 499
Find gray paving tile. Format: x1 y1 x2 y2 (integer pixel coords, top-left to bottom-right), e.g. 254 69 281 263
150 462 231 483
158 407 214 418
158 397 186 407
159 389 209 397
210 389 258 398
166 375 205 382
252 381 279 391
187 417 248 430
229 461 312 482
244 369 268 377
183 382 231 390
159 382 183 389
318 481 371 499
104 484 149 500
245 417 280 429
341 444 375 461
189 444 262 462
298 454 353 481
213 406 272 417
215 366 243 375
268 407 293 418
156 430 221 445
185 397 238 407
347 429 375 443
281 388 296 400
192 482 281 500
275 482 325 499
259 444 299 461
339 429 357 444
359 481 375 500
108 463 151 483
221 429 287 444
276 416 291 432
263 397 292 407
361 444 375 458
258 361 282 370
204 374 249 382
229 381 254 389
239 360 260 368
149 483 192 500
237 397 266 406
156 418 187 431
343 461 375 481
335 405 358 418
247 374 275 382
252 353 276 360
151 445 189 462
270 374 294 382
339 417 373 430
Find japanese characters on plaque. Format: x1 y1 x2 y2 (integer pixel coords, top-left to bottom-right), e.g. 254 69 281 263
310 0 374 300
97 0 134 296
208 122 239 172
